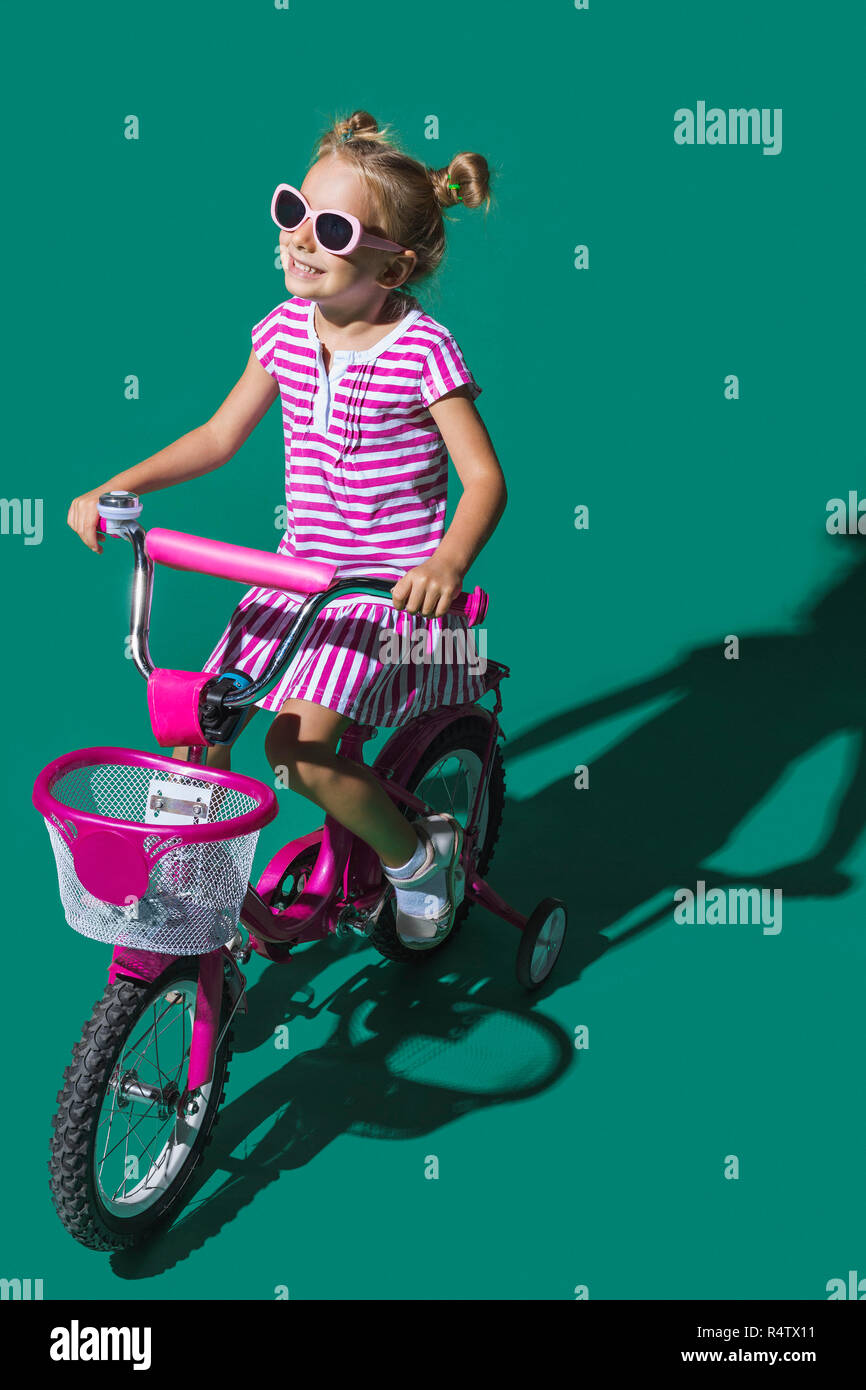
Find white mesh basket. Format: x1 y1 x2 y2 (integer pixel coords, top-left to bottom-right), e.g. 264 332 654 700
36 754 277 954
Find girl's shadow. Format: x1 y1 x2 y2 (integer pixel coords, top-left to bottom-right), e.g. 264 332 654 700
493 539 866 964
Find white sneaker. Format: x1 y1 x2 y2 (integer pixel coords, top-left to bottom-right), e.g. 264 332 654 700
382 815 465 948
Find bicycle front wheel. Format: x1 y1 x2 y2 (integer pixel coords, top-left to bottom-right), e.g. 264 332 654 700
48 957 233 1251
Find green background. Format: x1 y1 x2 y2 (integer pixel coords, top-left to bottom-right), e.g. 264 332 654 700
2 0 864 1299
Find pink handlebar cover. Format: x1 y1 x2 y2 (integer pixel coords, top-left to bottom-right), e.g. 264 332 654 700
145 528 338 594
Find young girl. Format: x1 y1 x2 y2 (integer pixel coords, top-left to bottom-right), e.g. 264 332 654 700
67 109 507 946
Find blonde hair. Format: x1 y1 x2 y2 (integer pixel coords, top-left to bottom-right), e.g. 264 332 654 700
310 108 495 316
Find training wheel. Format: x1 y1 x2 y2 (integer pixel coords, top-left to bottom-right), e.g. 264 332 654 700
516 897 567 989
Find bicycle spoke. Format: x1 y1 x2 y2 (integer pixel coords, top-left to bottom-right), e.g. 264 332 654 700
111 1129 165 1201
416 750 482 836
126 1010 186 1082
99 1096 162 1165
176 1001 189 1087
98 1062 124 1164
125 1001 187 1083
125 998 177 1056
153 1000 161 1084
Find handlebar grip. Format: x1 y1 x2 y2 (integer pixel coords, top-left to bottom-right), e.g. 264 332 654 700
145 528 338 595
340 583 489 622
448 585 489 625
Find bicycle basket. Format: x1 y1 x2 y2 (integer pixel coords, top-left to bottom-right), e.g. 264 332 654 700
33 747 278 954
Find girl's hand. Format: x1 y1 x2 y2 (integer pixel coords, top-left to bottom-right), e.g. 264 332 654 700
391 559 465 618
67 491 104 554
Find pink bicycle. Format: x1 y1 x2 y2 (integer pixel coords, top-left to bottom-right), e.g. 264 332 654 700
34 490 567 1250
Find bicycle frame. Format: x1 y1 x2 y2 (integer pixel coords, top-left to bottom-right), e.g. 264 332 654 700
96 507 526 1114
109 693 525 1105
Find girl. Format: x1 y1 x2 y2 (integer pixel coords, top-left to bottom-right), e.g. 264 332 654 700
67 109 507 946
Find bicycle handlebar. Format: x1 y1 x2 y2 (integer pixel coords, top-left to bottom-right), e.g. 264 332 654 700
96 492 489 704
144 527 339 595
100 517 488 622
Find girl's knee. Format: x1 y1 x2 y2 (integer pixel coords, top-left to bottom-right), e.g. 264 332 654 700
271 743 335 796
265 703 348 762
264 704 349 794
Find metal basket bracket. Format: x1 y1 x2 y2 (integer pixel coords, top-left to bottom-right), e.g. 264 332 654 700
148 792 210 819
145 774 214 826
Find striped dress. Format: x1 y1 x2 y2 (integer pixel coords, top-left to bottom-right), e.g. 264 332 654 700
202 294 489 728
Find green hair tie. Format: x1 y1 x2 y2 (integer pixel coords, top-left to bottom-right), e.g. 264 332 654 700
340 128 354 143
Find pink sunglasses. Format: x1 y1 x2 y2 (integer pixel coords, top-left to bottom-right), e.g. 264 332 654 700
270 184 409 257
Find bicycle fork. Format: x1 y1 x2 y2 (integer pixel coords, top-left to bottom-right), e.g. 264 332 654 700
107 942 247 1117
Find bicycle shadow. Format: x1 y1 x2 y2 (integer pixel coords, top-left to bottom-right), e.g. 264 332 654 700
112 538 866 1276
112 949 574 1277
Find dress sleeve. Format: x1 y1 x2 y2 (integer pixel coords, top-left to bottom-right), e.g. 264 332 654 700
251 304 283 376
419 334 482 407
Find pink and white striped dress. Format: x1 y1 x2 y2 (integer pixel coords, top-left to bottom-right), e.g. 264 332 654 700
202 295 489 728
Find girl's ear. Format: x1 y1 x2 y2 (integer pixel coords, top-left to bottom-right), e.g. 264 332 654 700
381 249 416 289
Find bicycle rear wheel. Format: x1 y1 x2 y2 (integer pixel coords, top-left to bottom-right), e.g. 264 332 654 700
368 715 505 964
48 958 232 1250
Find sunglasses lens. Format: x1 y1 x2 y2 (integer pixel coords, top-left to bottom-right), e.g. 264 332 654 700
315 211 353 252
274 188 306 229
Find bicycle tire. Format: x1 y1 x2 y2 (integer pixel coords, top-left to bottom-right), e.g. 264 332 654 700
48 957 233 1251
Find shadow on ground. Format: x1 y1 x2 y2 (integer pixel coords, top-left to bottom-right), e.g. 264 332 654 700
113 539 866 1274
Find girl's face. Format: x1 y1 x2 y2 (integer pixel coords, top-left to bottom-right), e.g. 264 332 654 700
278 156 413 307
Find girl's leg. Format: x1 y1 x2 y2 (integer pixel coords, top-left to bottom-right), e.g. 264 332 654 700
172 706 260 769
265 698 418 868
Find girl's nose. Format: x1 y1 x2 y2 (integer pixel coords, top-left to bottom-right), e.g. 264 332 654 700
286 218 315 250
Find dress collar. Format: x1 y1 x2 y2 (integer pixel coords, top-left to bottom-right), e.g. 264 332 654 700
305 299 422 362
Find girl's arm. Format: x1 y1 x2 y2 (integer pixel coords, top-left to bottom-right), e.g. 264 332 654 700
391 389 507 617
68 349 278 552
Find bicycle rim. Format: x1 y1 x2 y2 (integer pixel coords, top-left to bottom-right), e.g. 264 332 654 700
411 746 490 847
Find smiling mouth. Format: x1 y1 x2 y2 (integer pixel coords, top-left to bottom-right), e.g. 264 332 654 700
286 253 325 279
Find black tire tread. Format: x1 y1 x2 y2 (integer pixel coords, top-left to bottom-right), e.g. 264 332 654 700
48 964 233 1251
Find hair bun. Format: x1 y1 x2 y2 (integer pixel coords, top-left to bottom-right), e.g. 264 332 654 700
429 154 491 211
427 166 455 207
337 109 380 141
